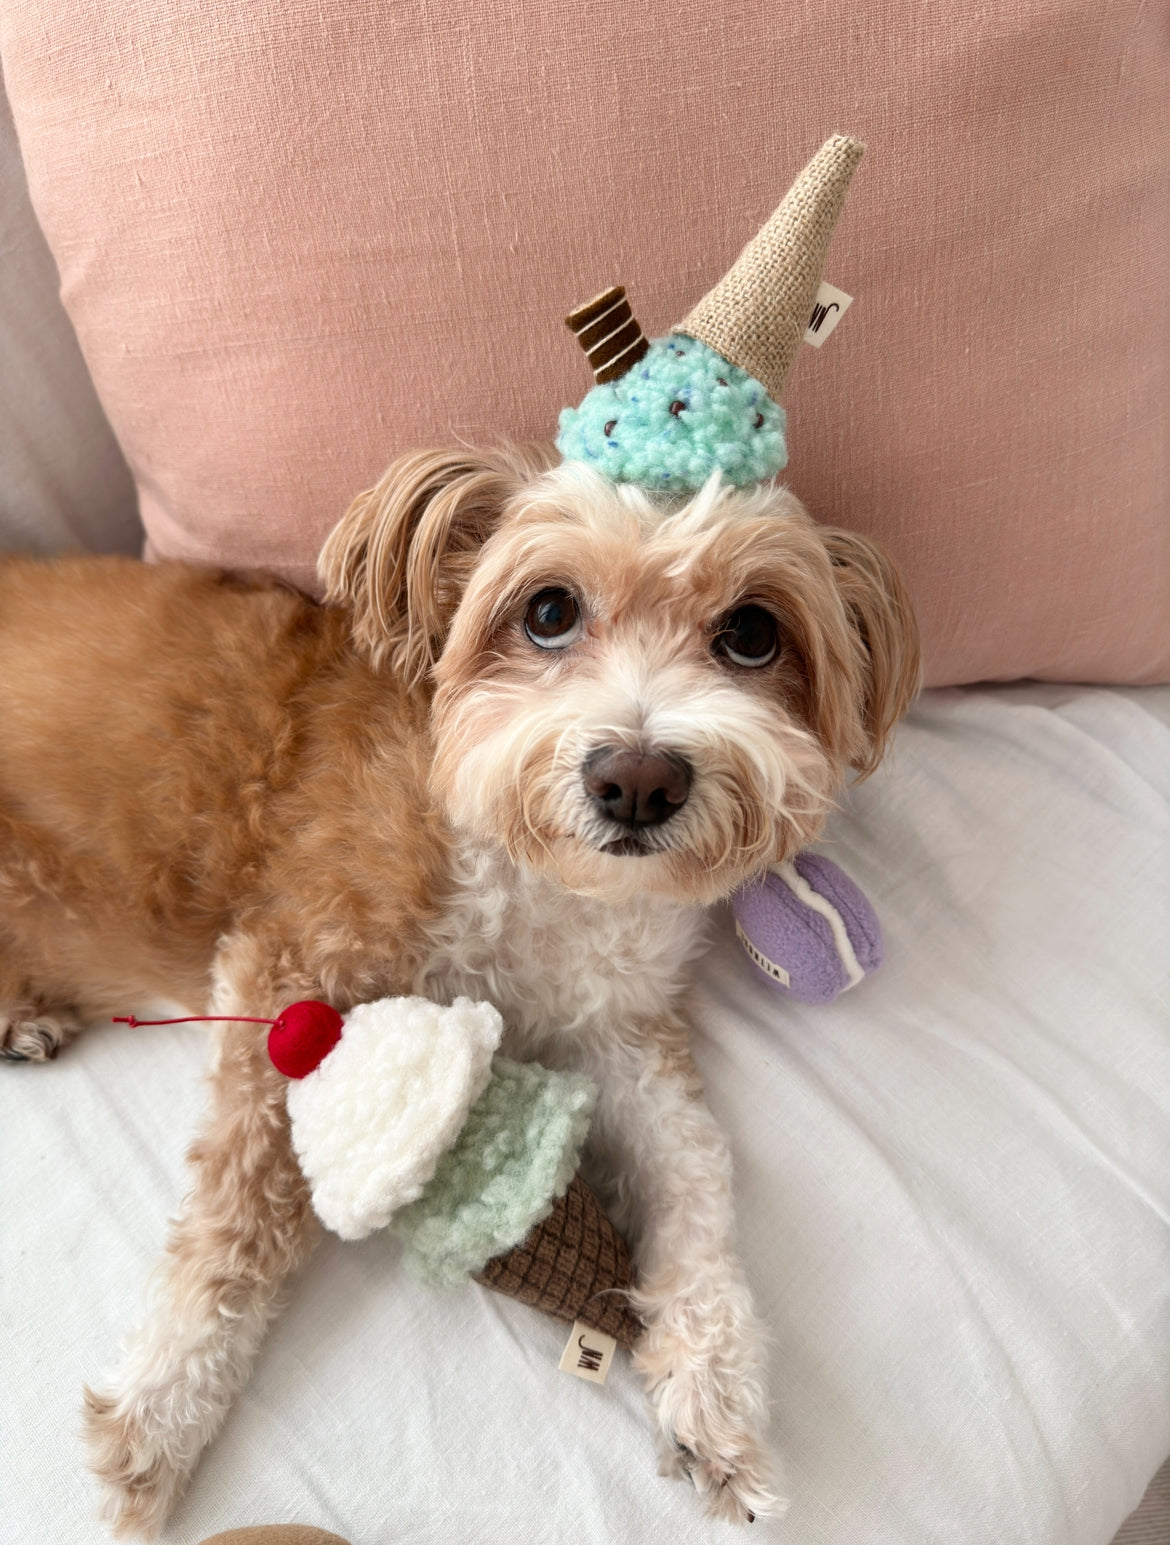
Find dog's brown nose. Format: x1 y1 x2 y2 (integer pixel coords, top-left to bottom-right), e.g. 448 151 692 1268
583 747 692 827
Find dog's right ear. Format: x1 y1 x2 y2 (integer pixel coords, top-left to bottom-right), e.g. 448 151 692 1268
319 446 548 684
819 524 922 777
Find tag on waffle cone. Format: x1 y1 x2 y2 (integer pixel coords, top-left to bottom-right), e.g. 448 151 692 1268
474 1173 641 1348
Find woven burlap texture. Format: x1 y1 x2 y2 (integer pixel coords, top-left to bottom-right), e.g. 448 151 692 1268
678 134 863 403
475 1173 641 1347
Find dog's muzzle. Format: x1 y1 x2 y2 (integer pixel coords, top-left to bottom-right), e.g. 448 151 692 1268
583 746 693 831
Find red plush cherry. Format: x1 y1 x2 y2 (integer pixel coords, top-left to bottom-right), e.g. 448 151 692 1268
267 1000 344 1079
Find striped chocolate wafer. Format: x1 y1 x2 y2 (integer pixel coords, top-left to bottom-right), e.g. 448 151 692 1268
565 286 650 384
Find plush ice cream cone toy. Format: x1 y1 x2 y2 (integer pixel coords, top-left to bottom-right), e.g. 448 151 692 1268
269 996 641 1347
557 134 863 491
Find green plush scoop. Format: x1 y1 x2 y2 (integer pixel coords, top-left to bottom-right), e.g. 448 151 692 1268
391 1057 596 1290
556 334 787 491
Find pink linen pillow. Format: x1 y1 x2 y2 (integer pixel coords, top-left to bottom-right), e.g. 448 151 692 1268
1 0 1166 686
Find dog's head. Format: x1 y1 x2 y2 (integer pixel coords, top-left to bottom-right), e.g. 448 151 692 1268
320 446 919 905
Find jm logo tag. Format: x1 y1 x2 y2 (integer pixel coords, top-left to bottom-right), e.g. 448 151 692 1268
559 1320 619 1385
804 280 854 348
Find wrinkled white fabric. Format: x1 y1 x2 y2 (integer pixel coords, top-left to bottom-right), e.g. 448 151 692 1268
2 683 1167 1545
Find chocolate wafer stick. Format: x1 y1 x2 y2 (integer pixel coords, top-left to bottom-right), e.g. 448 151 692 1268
565 286 650 384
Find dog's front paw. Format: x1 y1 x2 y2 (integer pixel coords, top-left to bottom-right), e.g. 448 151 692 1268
0 1010 75 1062
83 1383 195 1540
658 1426 783 1524
634 1304 786 1524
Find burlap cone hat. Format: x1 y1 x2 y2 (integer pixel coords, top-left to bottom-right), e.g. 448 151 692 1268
676 134 864 406
556 134 863 491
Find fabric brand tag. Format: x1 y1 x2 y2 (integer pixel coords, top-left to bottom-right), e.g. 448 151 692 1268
804 280 854 348
559 1320 618 1385
734 920 791 987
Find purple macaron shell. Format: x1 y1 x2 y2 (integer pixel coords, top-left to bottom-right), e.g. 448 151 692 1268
792 853 883 973
731 853 883 1003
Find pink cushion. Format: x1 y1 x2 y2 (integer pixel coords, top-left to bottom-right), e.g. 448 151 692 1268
2 0 1166 686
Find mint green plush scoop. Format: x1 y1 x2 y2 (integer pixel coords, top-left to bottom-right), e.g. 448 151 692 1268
556 334 787 491
390 1057 596 1290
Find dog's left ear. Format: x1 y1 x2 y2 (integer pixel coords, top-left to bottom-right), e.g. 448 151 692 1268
820 526 921 776
319 446 550 684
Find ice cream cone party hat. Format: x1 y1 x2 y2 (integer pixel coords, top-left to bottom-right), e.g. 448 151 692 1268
556 135 863 491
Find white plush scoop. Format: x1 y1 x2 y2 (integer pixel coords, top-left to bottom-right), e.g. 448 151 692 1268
286 995 503 1241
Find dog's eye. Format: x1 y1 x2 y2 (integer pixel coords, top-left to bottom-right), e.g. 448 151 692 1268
523 589 582 650
715 605 779 668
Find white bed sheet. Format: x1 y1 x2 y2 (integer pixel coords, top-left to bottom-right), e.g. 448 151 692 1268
3 681 1168 1545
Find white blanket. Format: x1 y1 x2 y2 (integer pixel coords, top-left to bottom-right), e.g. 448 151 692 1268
3 682 1168 1545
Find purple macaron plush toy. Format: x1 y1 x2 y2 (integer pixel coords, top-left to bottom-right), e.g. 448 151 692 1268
731 853 883 1004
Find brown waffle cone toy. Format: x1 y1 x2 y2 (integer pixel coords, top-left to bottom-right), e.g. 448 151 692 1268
475 1173 642 1348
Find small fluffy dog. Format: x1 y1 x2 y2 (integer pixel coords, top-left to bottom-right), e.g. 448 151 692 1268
0 444 918 1535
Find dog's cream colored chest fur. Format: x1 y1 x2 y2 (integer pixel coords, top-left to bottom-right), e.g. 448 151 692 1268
418 839 708 1065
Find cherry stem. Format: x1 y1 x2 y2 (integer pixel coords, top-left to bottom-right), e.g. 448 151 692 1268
112 1013 278 1029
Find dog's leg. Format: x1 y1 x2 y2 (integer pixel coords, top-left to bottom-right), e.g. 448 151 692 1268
83 966 318 1539
586 1017 784 1524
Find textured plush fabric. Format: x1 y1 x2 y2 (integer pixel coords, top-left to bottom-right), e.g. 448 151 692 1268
792 852 882 976
0 78 139 556
557 335 788 489
2 683 1167 1545
0 1 1166 684
395 1056 596 1289
731 855 882 1003
286 996 501 1241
